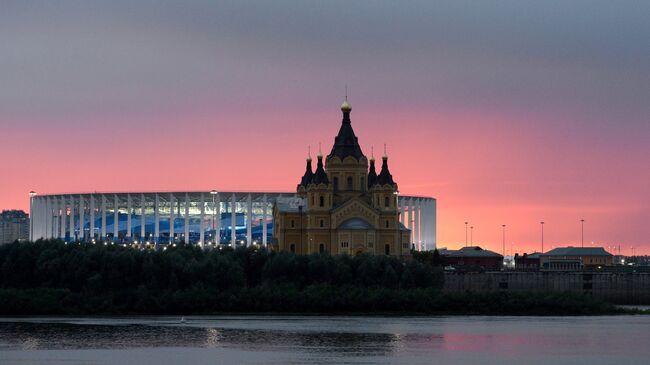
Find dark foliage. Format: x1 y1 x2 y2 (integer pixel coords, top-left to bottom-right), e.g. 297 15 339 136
0 240 615 315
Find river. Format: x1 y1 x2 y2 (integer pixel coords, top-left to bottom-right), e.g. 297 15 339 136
1 315 648 364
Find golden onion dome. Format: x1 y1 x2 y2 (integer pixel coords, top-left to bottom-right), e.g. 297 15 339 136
341 99 352 112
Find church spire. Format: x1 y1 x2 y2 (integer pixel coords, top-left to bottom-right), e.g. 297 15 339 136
313 152 329 185
368 145 378 187
377 144 396 186
298 146 314 187
328 98 364 160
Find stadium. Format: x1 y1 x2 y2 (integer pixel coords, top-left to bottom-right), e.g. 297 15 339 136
29 191 436 251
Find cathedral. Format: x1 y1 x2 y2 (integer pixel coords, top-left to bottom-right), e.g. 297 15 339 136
272 99 411 256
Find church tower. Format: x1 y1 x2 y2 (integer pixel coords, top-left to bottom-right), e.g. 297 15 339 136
272 99 411 257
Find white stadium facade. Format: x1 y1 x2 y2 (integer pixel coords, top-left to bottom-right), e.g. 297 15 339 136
29 191 436 251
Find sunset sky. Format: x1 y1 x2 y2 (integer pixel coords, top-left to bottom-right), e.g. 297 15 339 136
1 1 648 254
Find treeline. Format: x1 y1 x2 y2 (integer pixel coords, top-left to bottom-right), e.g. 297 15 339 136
0 240 616 315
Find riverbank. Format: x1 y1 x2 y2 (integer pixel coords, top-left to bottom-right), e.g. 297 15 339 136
0 287 633 316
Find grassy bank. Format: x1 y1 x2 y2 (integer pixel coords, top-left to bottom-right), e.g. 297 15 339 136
0 240 624 315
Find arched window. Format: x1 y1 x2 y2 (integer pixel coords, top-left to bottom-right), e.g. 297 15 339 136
290 244 296 253
384 196 390 207
347 176 353 190
333 177 339 192
385 244 390 255
319 244 325 253
319 196 324 207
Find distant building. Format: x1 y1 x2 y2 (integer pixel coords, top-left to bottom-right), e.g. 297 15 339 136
0 210 29 244
514 252 541 270
440 246 504 271
540 247 613 271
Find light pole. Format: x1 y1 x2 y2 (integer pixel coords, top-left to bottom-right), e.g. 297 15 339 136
210 190 218 244
502 224 506 257
580 219 585 248
540 221 545 253
470 226 473 246
465 221 468 247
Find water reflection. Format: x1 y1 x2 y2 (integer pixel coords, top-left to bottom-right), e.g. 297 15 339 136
1 316 650 365
0 321 400 356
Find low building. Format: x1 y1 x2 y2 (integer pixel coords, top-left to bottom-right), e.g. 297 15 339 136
440 246 504 271
0 210 29 244
514 252 541 270
540 247 613 271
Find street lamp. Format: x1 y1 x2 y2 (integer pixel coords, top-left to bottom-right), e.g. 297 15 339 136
464 221 468 247
502 224 506 257
540 221 545 253
470 226 473 246
580 219 585 248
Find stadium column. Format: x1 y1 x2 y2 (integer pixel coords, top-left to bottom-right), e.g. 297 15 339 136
214 193 221 244
231 193 237 246
431 199 437 250
113 195 119 242
89 195 95 241
429 200 433 250
52 199 58 239
154 194 160 246
42 198 47 239
168 193 174 244
31 197 37 240
199 193 205 248
69 195 75 242
400 202 405 226
184 193 190 244
101 195 107 240
126 194 132 242
46 197 52 239
405 198 412 245
422 200 429 251
41 198 47 239
140 194 145 243
262 194 268 246
60 197 66 239
246 193 252 246
79 195 85 241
